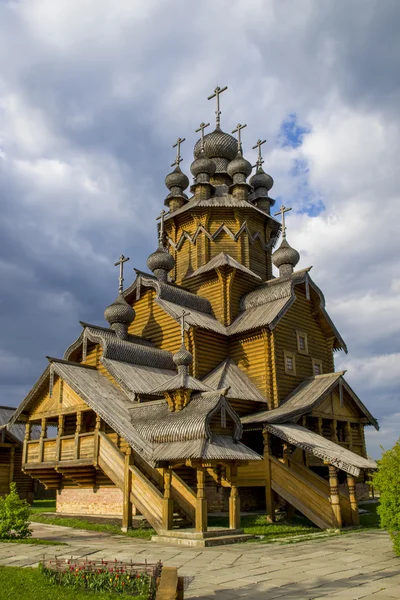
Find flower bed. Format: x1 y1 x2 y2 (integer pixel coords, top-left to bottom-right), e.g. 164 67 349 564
39 556 162 598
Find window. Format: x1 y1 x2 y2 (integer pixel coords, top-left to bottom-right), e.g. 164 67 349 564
296 330 308 355
312 358 323 376
284 351 296 376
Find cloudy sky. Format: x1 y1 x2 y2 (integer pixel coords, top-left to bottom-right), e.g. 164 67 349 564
0 0 399 457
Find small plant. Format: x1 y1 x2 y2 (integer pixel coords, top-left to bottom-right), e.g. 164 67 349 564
39 557 162 598
372 439 400 556
0 482 32 540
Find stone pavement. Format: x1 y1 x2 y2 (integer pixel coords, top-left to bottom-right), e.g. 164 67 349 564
0 523 399 599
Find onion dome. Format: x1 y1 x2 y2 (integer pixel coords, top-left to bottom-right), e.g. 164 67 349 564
190 151 216 183
146 245 175 283
250 166 274 192
227 151 252 181
164 165 189 212
193 127 238 173
272 238 300 278
173 344 193 368
104 294 135 340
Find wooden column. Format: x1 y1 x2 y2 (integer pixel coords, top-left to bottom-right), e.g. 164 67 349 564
56 414 64 462
93 415 101 467
195 466 207 533
23 423 32 464
74 412 82 460
162 467 174 531
332 419 339 444
39 417 47 462
263 430 275 522
282 443 295 519
9 446 15 488
359 424 367 457
121 447 133 532
328 465 342 528
317 417 323 436
229 464 240 530
347 474 360 526
345 422 353 451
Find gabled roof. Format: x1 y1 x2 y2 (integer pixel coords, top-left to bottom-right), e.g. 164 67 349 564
202 358 267 403
148 372 211 395
64 326 176 370
155 298 226 335
152 436 261 462
228 268 347 351
101 358 176 397
186 252 261 280
0 406 40 445
241 372 379 429
266 423 377 476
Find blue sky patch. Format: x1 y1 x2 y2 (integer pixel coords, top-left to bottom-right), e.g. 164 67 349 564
279 113 310 148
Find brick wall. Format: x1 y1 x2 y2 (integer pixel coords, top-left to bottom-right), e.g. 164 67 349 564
57 486 123 516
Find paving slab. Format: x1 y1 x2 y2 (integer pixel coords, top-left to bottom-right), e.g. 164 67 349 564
0 524 398 598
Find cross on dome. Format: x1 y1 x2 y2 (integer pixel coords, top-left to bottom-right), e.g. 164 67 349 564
156 209 167 247
114 255 130 294
274 205 292 239
252 139 266 170
232 123 247 152
179 310 190 345
171 137 185 168
207 85 228 128
195 122 210 151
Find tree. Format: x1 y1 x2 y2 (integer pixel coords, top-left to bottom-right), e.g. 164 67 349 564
372 439 400 556
0 482 32 539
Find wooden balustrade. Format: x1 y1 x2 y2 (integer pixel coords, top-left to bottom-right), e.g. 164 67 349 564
23 432 96 465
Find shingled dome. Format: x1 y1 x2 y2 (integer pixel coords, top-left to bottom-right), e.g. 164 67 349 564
272 238 300 277
104 294 135 326
193 126 238 173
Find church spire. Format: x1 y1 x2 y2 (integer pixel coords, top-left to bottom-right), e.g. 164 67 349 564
164 137 189 213
104 255 135 340
249 139 275 213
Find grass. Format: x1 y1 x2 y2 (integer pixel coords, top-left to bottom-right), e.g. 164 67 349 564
29 499 57 514
209 513 319 539
0 537 65 546
0 566 148 600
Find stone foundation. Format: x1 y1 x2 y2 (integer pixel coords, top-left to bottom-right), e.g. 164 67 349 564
57 486 123 516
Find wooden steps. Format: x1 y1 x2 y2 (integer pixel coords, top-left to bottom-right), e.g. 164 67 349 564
152 528 254 547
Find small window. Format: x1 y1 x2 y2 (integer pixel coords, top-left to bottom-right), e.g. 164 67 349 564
296 330 308 355
312 358 323 376
284 351 297 376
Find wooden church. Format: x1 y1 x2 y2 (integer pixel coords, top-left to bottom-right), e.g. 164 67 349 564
9 87 377 545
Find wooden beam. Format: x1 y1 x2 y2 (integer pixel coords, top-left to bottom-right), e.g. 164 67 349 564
74 412 82 460
121 447 133 532
195 466 207 533
263 430 275 523
229 463 240 530
9 446 15 487
162 467 174 531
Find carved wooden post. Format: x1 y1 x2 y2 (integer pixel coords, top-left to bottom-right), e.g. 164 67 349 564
263 430 275 522
162 467 174 531
74 411 82 460
121 447 133 532
93 414 101 466
282 443 295 519
195 466 207 533
23 422 32 464
9 446 15 488
229 463 240 530
328 465 342 528
39 417 47 462
56 414 64 462
347 474 359 526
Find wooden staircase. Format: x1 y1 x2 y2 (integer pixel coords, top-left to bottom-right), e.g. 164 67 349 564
97 432 196 533
270 456 352 529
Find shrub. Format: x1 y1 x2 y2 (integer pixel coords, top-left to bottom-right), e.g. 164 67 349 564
0 482 32 539
372 438 400 555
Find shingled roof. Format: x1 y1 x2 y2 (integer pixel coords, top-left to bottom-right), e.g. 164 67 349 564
186 252 261 280
266 423 377 477
202 358 267 403
241 372 379 429
0 406 40 445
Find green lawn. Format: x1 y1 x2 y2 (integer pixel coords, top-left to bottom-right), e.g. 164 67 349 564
0 567 148 600
0 537 64 546
359 502 380 528
209 513 319 539
29 499 57 514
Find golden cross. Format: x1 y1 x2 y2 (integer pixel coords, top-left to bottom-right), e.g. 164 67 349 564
195 122 210 151
180 310 191 345
114 255 130 294
252 139 266 169
207 85 228 128
171 137 185 168
274 205 292 239
156 209 166 246
232 123 247 152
